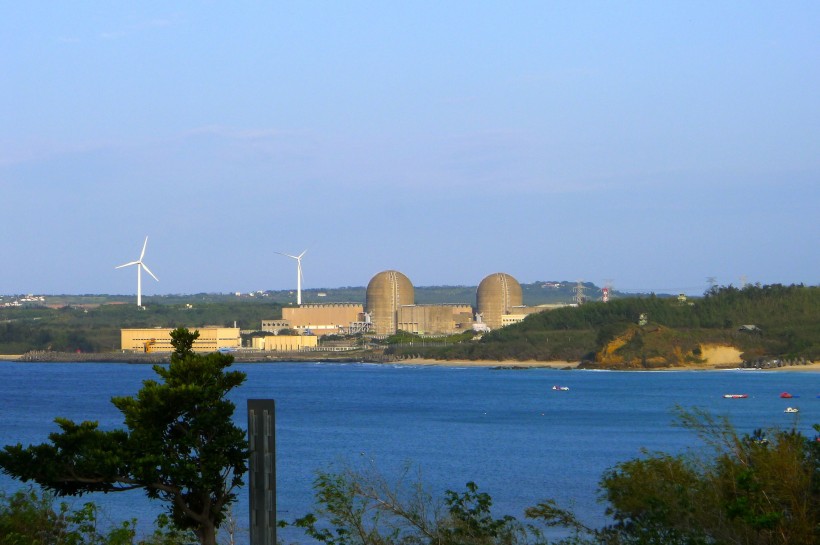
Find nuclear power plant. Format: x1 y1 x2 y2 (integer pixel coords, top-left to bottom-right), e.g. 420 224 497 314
476 272 524 329
263 269 552 338
365 270 415 335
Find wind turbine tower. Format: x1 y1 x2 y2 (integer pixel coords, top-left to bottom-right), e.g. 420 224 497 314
115 236 159 308
277 250 307 305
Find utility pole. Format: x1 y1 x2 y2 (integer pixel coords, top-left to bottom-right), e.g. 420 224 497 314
248 400 276 545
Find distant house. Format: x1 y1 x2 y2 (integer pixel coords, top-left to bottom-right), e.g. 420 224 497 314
738 324 763 333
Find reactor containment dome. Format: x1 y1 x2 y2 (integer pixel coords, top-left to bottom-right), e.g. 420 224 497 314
476 272 523 330
366 270 415 335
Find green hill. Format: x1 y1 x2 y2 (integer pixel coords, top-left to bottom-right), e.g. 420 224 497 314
406 284 820 367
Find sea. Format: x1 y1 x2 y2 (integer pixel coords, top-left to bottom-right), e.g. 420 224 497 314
0 362 817 543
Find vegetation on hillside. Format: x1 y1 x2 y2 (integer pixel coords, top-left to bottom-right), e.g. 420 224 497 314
0 301 283 353
0 281 607 354
401 284 820 365
1 281 613 309
1 283 816 364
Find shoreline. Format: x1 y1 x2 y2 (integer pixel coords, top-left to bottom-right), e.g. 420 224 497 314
398 358 820 372
1 352 817 371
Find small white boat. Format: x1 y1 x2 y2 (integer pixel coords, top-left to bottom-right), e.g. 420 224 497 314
784 407 799 413
552 385 569 391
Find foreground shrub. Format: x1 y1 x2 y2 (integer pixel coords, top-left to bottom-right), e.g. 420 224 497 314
289 411 819 545
0 487 194 545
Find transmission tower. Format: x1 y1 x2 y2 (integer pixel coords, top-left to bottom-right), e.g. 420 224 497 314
602 279 613 303
574 280 586 305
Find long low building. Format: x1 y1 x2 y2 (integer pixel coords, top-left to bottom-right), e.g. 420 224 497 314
121 327 241 353
251 335 319 351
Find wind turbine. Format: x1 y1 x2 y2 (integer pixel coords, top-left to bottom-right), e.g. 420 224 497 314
115 236 159 308
276 250 306 305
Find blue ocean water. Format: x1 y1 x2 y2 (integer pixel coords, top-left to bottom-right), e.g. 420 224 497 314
0 362 817 542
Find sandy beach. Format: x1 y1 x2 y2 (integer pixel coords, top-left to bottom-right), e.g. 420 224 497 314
399 344 820 371
1 351 816 371
400 358 820 372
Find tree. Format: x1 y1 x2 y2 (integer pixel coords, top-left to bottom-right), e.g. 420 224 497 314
0 487 191 545
0 328 248 545
290 463 533 545
169 326 198 358
598 408 819 545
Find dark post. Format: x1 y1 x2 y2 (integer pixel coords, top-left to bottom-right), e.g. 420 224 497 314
248 399 276 545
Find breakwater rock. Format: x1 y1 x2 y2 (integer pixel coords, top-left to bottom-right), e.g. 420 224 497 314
16 351 169 364
13 350 400 364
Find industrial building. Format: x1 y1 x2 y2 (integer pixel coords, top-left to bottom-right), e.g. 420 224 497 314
262 269 549 339
363 270 536 335
397 304 474 335
260 319 290 335
251 335 318 351
365 270 415 335
476 273 523 330
281 303 364 336
121 327 241 353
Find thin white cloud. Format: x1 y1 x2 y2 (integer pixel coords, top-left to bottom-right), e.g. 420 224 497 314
147 18 172 27
184 125 286 140
99 30 126 40
97 13 180 41
0 139 114 168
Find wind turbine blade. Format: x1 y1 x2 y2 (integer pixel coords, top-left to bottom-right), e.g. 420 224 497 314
139 237 149 261
298 249 307 259
276 251 298 260
115 261 140 269
141 263 159 282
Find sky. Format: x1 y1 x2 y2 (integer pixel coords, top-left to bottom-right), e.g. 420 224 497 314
1 2 818 297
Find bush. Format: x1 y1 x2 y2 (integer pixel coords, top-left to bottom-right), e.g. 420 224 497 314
0 487 194 545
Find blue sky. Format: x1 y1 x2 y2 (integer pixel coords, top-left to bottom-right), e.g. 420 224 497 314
2 2 818 297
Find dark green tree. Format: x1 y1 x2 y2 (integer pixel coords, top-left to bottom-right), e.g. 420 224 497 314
0 328 248 545
169 326 199 358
